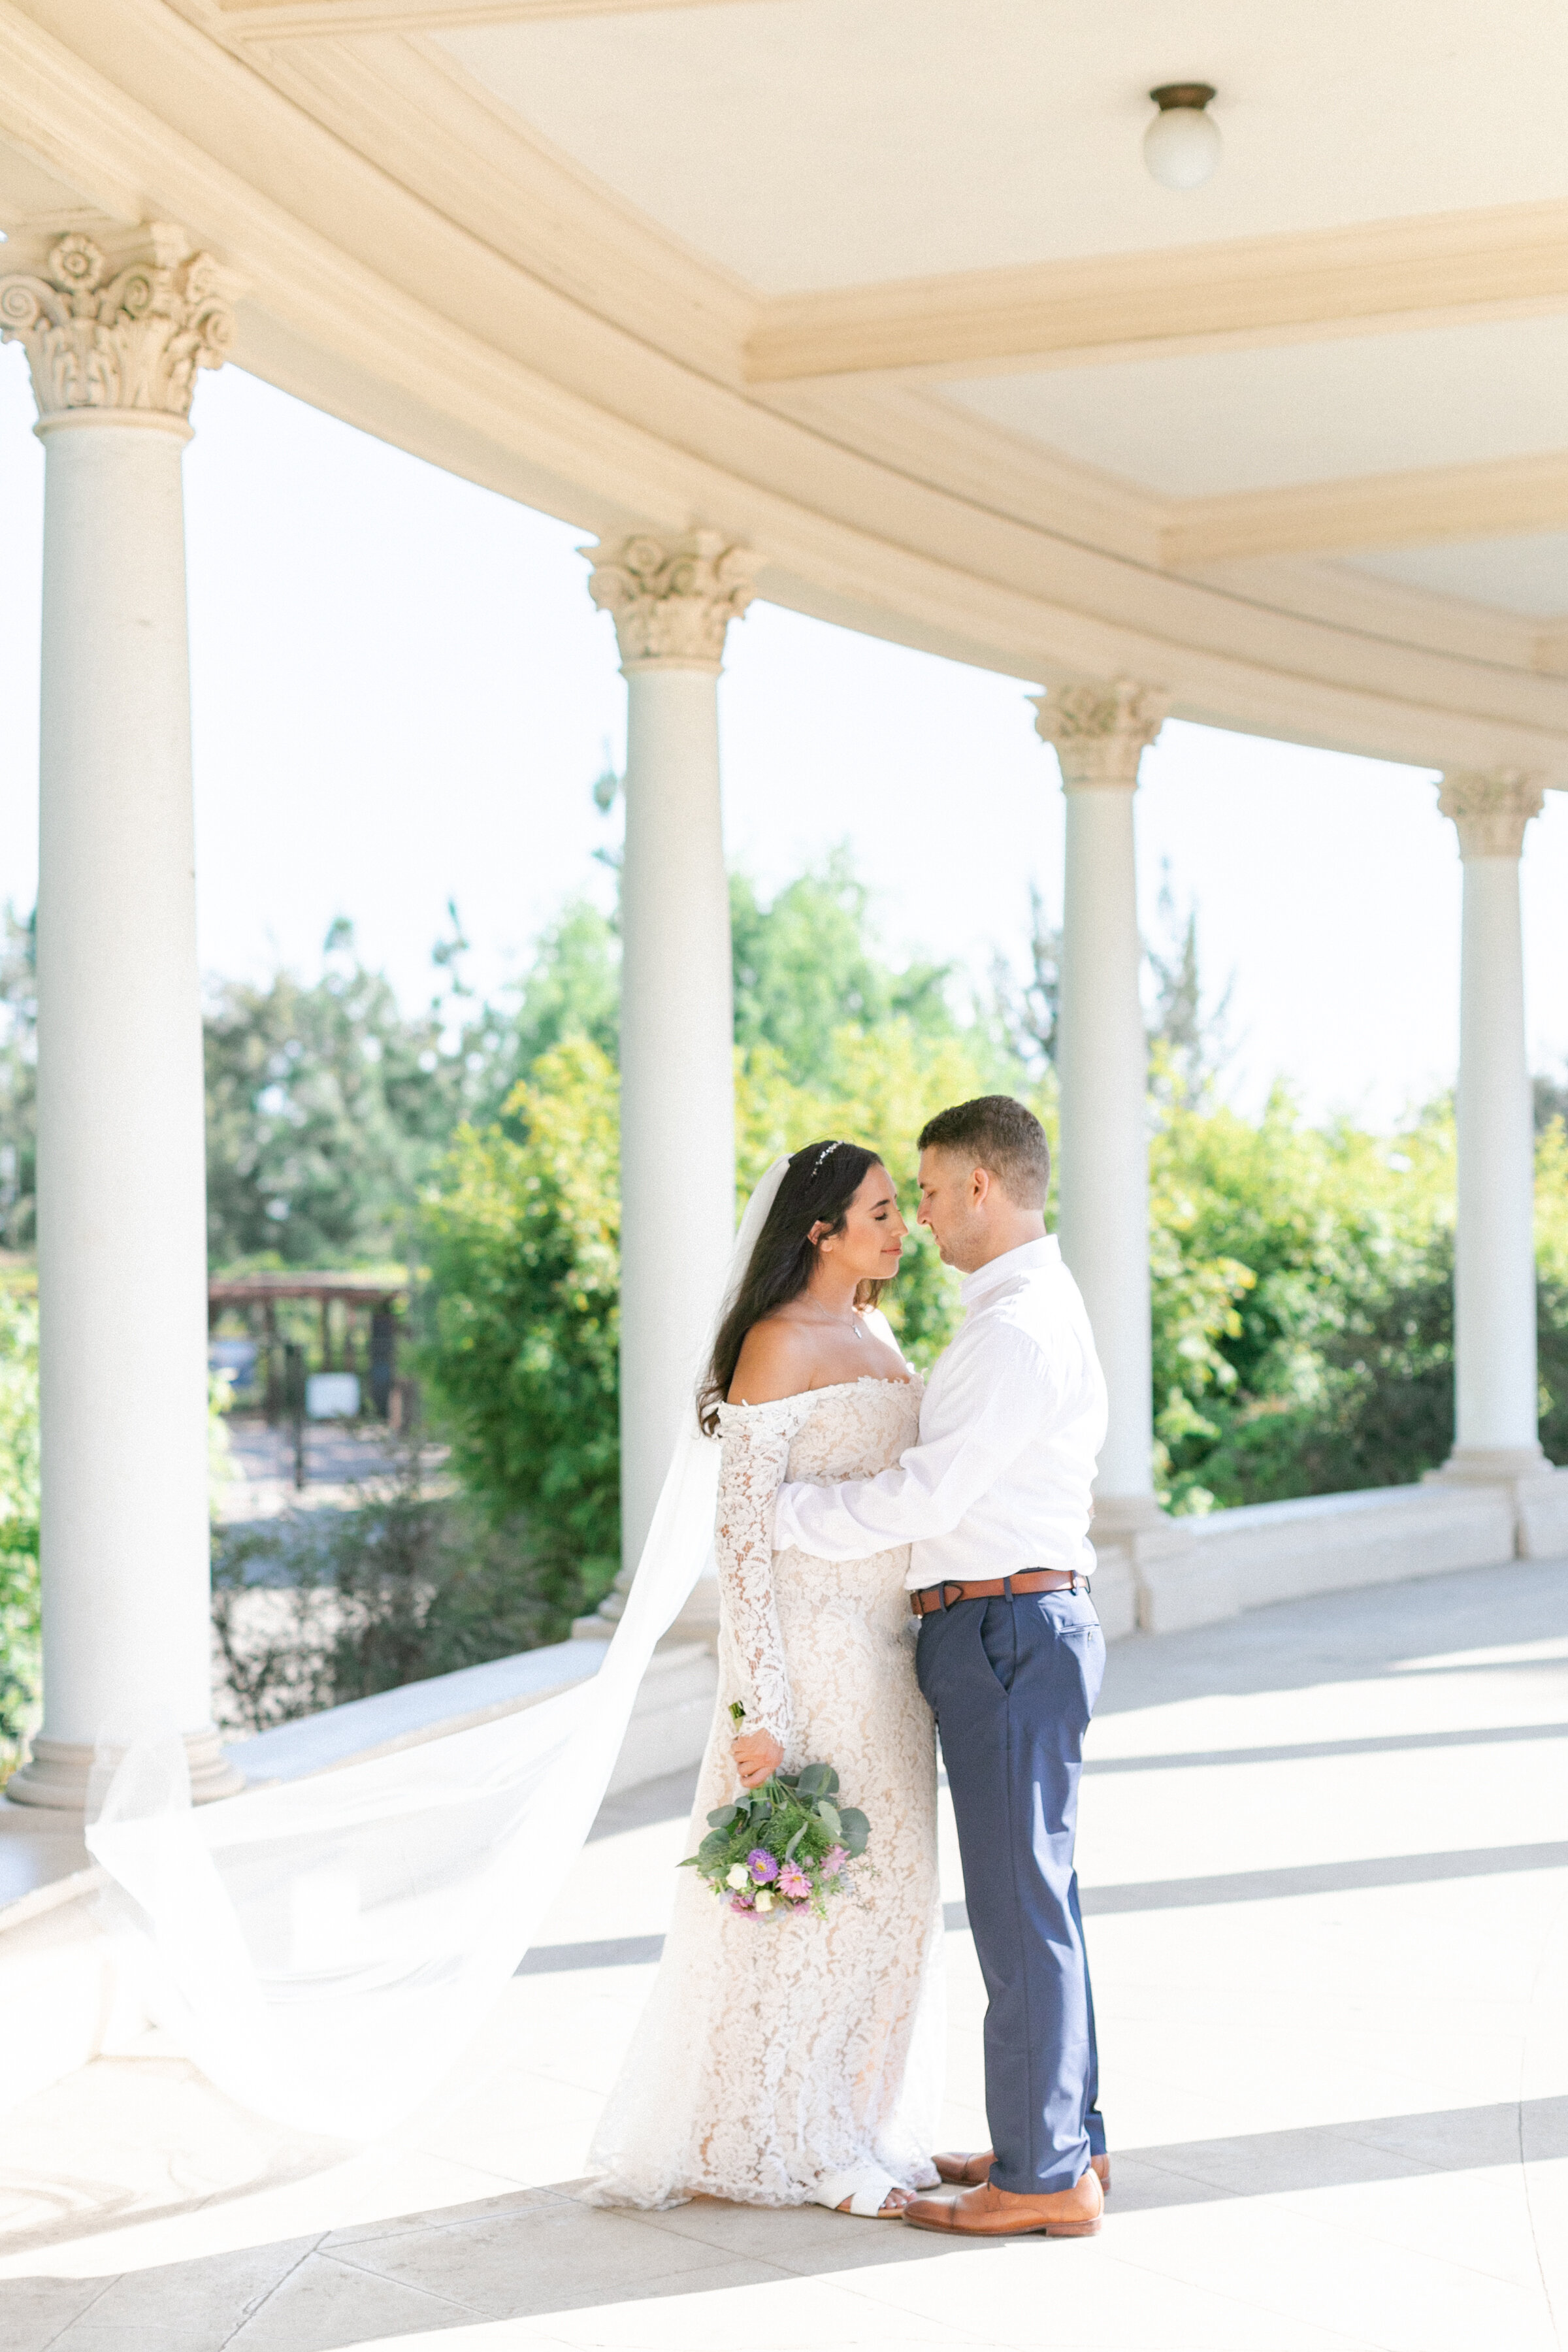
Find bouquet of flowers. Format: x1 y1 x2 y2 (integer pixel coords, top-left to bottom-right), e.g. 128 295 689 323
681 1705 871 1918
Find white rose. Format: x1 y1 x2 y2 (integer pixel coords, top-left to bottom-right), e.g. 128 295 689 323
726 1863 750 1890
753 1890 774 1914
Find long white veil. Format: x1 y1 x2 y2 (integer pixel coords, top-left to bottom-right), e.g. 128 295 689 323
84 1156 793 2139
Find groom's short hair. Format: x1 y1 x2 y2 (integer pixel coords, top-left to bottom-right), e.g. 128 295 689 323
919 1096 1051 1209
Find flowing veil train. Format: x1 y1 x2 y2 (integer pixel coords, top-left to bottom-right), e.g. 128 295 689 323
84 1157 793 2139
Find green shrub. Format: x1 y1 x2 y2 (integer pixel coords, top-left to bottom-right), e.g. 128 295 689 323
0 1291 39 1777
418 1038 623 1630
211 1447 553 1733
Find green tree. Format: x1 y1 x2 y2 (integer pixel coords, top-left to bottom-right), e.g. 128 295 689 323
204 918 477 1268
1147 1093 1463 1510
1145 865 1235 1109
212 1452 557 1732
0 906 37 1252
479 900 620 1123
0 1289 39 1776
419 1039 623 1627
730 851 958 1087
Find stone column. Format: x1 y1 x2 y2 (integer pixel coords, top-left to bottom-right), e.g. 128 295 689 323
1034 679 1168 1522
1432 773 1550 1505
1 227 242 1806
584 531 757 1609
1034 680 1209 1633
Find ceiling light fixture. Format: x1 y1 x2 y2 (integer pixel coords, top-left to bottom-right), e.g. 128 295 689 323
1143 83 1221 191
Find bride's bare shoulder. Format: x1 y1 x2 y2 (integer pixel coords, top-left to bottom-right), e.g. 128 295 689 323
728 1313 821 1407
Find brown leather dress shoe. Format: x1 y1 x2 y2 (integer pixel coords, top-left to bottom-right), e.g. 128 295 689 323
934 2148 1111 2196
904 2169 1103 2238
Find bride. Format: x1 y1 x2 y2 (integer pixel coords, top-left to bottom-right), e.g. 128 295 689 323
587 1139 945 2219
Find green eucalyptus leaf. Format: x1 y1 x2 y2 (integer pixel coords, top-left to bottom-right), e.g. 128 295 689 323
815 1800 841 1839
707 1804 740 1829
795 1763 830 1797
838 1806 870 1855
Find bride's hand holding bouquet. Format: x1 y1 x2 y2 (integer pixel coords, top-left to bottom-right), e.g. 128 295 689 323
681 1702 872 1919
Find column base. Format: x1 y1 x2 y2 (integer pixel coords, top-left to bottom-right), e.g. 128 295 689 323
572 1571 721 1652
1425 1445 1549 1484
1089 1493 1234 1637
573 1588 625 1640
6 1727 245 1813
1424 1449 1568 1558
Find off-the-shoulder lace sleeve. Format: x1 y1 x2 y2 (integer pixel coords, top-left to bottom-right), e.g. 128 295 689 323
714 1401 804 1746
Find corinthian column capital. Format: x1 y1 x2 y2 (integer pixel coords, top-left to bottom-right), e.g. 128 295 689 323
585 529 759 672
1437 770 1545 860
0 224 237 430
1032 678 1171 789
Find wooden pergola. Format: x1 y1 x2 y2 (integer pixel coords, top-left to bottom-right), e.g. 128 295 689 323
207 1271 408 1420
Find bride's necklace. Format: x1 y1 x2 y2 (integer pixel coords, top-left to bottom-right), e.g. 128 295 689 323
801 1298 866 1339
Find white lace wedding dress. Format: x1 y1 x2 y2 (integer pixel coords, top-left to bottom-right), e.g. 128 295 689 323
586 1373 945 2210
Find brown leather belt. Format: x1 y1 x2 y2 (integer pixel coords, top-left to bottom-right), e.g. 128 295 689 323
910 1568 1086 1617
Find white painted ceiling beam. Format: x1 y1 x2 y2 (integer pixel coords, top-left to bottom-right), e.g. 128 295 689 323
744 203 1568 382
1164 451 1568 567
203 0 783 39
4 0 1566 779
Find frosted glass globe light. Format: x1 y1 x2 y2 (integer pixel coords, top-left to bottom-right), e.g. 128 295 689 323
1143 84 1221 191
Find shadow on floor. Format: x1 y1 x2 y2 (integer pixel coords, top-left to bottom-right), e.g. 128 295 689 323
583 1567 1568 1849
520 1837 1568 1976
1096 1556 1568 1718
12 2097 1565 2352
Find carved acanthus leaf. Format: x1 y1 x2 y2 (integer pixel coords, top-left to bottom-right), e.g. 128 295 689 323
1437 771 1544 860
585 529 759 670
0 230 235 421
1032 678 1171 787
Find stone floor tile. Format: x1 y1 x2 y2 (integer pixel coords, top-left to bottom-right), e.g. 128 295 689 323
223 2248 485 2351
8 1564 1568 2351
321 2185 574 2252
328 2195 765 2319
1111 2191 1561 2352
746 2238 1375 2352
604 2191 955 2275
1267 2163 1553 2291
523 2266 987 2349
0 2272 112 2352
42 2332 205 2352
1117 2118 1441 2201
47 2235 319 2345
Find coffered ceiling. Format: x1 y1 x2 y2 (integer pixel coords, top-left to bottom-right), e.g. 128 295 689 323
1 0 1566 773
435 0 1568 290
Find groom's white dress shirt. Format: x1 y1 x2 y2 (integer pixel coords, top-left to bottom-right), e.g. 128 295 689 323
772 1235 1108 1589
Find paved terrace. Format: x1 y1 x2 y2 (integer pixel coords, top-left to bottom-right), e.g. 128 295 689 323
4 1560 1566 2352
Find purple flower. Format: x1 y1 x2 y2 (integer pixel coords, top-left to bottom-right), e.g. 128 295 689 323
747 1848 779 1884
821 1845 849 1877
778 1863 812 1901
728 1891 756 1913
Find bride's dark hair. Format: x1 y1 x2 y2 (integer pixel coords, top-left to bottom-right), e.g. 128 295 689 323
697 1139 889 1435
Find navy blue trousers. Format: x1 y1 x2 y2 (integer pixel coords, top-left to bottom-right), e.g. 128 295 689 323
917 1586 1106 2195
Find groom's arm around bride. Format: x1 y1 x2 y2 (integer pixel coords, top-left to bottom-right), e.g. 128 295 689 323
772 1095 1113 2239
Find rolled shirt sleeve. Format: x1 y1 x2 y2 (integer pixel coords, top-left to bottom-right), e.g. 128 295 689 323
773 1328 1056 1563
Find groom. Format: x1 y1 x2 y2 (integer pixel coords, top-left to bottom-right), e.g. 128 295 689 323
773 1094 1109 2239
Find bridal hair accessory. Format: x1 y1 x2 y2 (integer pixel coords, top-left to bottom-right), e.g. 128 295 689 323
811 1141 843 1172
681 1702 872 1919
